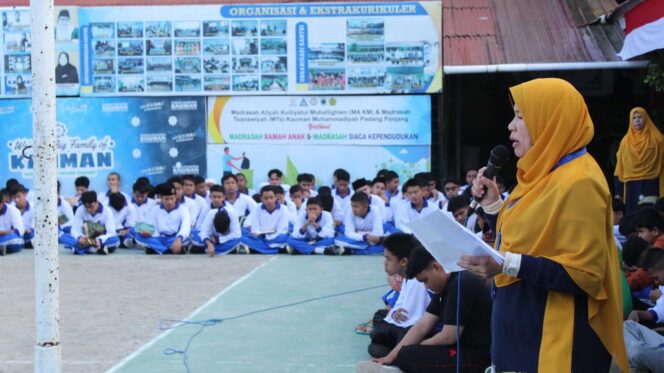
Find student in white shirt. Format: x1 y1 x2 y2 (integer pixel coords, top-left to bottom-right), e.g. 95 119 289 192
335 192 385 255
131 182 157 223
170 176 201 232
196 185 242 256
287 185 306 225
70 191 119 255
447 195 477 231
332 169 352 226
419 172 446 207
193 175 209 201
273 185 297 228
240 185 290 254
12 185 34 247
57 181 75 236
286 197 335 255
353 178 390 227
395 178 438 234
223 174 257 225
98 172 131 207
385 171 401 201
108 192 137 247
65 176 90 212
0 188 25 255
368 233 431 358
134 183 191 255
297 173 318 198
235 173 255 197
182 174 208 229
372 177 397 232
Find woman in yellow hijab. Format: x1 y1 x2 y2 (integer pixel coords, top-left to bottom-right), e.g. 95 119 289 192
459 78 628 372
614 107 664 213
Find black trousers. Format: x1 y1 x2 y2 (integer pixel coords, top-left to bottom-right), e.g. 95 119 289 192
393 345 490 373
368 309 409 358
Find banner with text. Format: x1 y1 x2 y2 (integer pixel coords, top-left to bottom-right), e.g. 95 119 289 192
207 95 431 145
77 1 441 96
0 96 206 197
207 144 430 189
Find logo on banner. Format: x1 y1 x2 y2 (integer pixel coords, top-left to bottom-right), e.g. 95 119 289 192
6 123 115 177
171 101 198 111
141 166 166 176
102 103 129 113
173 162 200 175
140 101 165 112
139 133 167 143
172 133 196 143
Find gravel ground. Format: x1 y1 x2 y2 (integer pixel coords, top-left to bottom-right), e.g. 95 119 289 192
0 247 269 373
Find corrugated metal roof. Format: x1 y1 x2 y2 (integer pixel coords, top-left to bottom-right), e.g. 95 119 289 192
444 0 627 65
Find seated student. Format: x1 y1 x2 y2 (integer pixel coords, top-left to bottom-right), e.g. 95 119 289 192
417 172 446 207
182 174 208 229
359 246 492 373
131 181 157 224
335 192 385 255
193 175 208 200
69 191 119 255
633 207 664 249
133 183 190 255
261 169 290 197
622 236 655 293
236 173 255 196
286 197 335 255
241 185 290 254
12 184 34 248
384 171 401 201
56 181 75 236
628 249 664 327
368 234 431 358
297 173 317 198
613 199 627 244
6 178 33 203
196 185 242 256
442 178 461 201
353 178 390 226
108 192 136 248
223 174 257 225
66 175 89 211
460 168 478 193
332 169 352 226
190 184 230 252
98 172 131 207
0 188 25 255
273 185 297 226
287 185 306 225
447 195 477 231
394 178 437 234
372 177 393 218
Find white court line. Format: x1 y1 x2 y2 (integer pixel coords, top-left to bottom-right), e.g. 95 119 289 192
107 256 279 373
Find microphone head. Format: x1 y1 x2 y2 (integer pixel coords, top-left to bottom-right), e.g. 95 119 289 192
489 145 510 168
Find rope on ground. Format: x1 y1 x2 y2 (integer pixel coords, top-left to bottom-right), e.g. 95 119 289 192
160 283 388 373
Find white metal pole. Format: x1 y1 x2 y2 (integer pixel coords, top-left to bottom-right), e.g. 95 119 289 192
30 0 61 371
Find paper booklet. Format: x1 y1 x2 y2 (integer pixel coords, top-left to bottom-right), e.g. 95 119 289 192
135 222 155 236
406 209 504 273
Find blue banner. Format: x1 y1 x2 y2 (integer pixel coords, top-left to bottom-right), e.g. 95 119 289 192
0 97 206 197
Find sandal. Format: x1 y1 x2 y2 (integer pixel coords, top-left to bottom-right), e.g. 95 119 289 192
354 320 373 335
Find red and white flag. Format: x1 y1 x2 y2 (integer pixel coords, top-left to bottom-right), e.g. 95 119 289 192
618 0 664 60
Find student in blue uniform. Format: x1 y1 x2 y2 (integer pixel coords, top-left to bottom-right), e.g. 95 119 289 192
98 172 131 207
182 174 208 229
66 176 90 212
241 185 289 254
198 185 242 256
69 191 119 255
332 169 352 227
297 173 317 198
57 181 75 238
335 192 385 255
108 192 137 247
169 176 200 233
286 197 336 255
131 181 157 223
12 184 34 248
0 188 25 255
222 174 257 225
134 183 191 255
394 178 438 234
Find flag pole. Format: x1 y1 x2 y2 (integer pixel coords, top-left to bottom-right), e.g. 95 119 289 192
30 0 62 371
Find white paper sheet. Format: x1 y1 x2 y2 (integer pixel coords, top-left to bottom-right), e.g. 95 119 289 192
406 209 504 273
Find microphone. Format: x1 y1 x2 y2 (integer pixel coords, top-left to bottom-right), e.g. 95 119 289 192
470 145 510 209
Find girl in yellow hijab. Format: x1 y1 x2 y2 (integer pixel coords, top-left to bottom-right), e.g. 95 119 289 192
459 78 628 372
614 107 664 213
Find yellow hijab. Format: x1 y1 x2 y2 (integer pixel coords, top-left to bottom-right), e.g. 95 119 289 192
495 78 628 372
614 107 664 197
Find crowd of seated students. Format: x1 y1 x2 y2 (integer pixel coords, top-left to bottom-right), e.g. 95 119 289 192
0 167 495 257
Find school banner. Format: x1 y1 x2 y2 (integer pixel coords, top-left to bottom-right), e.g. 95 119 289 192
207 144 430 189
77 1 441 96
207 95 431 145
0 96 206 197
1 6 82 97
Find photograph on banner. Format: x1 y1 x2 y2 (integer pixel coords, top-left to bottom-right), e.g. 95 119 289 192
207 95 431 146
207 144 430 190
76 2 441 96
0 97 206 197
